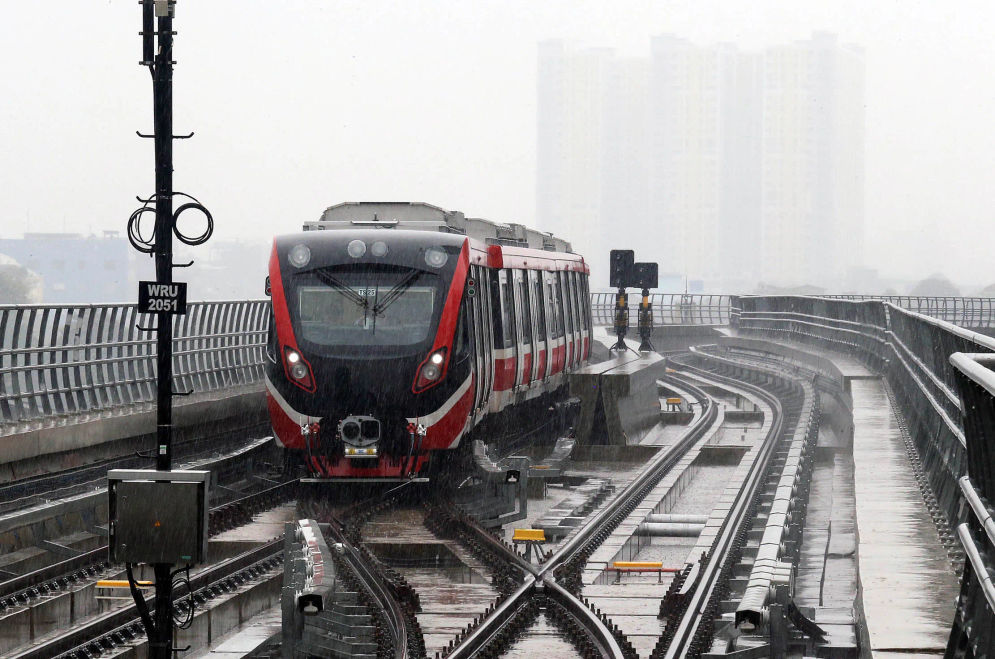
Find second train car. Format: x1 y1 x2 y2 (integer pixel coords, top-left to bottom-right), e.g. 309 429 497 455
265 202 591 479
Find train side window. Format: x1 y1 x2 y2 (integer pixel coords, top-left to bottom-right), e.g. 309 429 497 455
518 274 531 343
533 272 547 340
561 272 574 338
549 276 564 339
491 270 505 349
571 271 583 333
581 274 592 330
501 273 516 349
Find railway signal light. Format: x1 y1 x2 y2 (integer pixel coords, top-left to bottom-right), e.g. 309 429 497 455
608 250 658 352
609 250 634 289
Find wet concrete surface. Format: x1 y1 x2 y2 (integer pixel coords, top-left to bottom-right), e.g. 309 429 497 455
364 507 500 657
502 614 582 657
850 379 959 656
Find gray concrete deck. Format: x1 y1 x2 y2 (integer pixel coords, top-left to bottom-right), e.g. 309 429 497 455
851 378 959 657
739 336 960 657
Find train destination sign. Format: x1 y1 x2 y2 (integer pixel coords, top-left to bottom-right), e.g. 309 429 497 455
138 281 188 315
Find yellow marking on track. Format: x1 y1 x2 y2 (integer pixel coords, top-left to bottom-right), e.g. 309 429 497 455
512 529 546 543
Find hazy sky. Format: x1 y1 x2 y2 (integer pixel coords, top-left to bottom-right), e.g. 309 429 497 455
2 1 994 287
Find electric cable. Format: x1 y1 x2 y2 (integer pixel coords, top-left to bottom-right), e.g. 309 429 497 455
170 565 195 628
172 202 213 246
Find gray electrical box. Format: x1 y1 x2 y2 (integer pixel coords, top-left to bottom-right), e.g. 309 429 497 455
108 470 209 565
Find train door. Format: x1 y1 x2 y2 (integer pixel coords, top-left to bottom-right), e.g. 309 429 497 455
515 270 534 387
569 271 584 364
468 265 488 416
495 269 517 397
529 270 547 381
481 267 497 411
560 271 575 369
546 271 564 374
577 272 591 359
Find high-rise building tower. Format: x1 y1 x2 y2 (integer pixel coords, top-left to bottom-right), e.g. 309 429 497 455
759 32 865 285
536 33 864 290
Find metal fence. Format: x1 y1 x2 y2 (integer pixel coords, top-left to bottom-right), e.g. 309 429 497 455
732 295 995 657
3 294 995 434
0 301 268 432
948 353 995 658
589 293 731 326
823 295 995 328
592 293 995 329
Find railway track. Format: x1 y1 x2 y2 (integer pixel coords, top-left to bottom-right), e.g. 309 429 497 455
0 435 284 606
16 346 824 658
11 539 285 659
0 437 297 658
650 360 790 657
429 372 721 659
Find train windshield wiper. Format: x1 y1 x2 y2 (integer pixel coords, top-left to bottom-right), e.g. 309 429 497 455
372 270 421 317
314 270 369 310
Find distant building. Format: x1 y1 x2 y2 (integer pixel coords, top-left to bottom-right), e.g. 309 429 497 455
759 32 865 286
0 231 134 303
184 240 271 300
536 41 613 281
537 33 864 290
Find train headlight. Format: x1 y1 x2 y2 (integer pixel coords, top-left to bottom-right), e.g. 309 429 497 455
347 239 367 258
283 346 315 392
288 244 311 268
413 348 448 392
424 247 448 268
290 362 309 380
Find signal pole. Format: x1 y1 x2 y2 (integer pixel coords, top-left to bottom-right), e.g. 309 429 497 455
126 3 211 657
152 0 175 475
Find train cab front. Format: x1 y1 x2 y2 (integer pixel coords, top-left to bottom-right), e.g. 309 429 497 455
264 230 472 479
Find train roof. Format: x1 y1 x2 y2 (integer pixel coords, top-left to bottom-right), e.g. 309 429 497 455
304 201 574 254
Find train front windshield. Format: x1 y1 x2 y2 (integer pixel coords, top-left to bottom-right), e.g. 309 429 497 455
294 267 441 348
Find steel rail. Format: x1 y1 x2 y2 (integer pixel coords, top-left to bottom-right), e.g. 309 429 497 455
0 459 292 607
10 539 283 659
323 516 411 659
659 357 788 658
447 372 719 659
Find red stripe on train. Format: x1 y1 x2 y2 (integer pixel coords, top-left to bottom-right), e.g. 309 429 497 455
267 390 303 449
420 374 476 450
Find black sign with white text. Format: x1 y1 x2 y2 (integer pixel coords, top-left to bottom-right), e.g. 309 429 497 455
138 281 188 315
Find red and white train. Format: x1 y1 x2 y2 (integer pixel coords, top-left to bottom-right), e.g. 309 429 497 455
265 202 591 478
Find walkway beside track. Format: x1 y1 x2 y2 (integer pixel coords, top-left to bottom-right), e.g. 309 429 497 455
850 378 959 657
733 334 960 656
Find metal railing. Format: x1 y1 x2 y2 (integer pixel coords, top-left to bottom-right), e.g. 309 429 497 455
0 301 268 433
733 295 995 524
947 354 995 657
590 293 731 326
591 294 995 329
3 294 995 434
824 295 995 328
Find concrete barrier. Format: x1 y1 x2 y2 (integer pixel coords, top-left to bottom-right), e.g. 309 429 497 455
569 351 668 446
